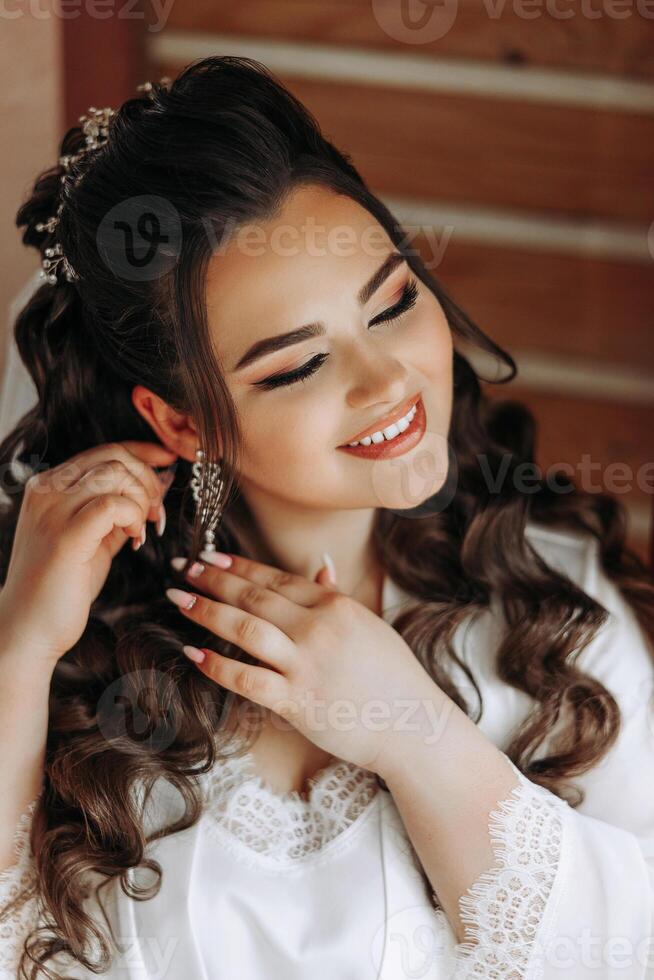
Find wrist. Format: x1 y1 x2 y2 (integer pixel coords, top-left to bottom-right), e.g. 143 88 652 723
374 678 453 784
0 606 63 674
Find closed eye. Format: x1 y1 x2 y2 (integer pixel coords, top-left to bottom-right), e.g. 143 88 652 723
253 277 419 391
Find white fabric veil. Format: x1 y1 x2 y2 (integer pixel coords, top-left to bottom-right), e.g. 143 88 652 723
0 268 42 444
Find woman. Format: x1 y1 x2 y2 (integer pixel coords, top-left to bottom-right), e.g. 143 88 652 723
0 55 653 980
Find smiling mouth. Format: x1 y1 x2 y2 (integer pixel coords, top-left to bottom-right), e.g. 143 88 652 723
337 395 426 460
338 392 421 447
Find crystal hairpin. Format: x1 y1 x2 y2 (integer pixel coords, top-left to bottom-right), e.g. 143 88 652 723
136 76 172 99
35 78 172 286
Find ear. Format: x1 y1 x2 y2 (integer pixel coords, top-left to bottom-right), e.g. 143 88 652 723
131 385 199 462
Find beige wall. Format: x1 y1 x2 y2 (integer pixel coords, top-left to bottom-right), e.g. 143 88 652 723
0 9 62 384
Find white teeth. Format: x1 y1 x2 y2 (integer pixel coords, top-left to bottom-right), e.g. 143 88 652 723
382 422 400 440
347 402 418 447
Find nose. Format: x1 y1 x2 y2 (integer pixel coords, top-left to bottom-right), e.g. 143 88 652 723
345 347 409 412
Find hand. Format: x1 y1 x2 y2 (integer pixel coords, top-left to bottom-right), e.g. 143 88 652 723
165 550 434 774
0 440 177 666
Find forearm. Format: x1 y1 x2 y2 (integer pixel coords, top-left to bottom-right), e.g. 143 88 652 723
377 678 521 944
0 643 52 872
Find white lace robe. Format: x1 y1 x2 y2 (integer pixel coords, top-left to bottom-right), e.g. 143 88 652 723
1 520 653 979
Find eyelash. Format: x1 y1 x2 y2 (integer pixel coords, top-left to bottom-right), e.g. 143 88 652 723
253 278 420 391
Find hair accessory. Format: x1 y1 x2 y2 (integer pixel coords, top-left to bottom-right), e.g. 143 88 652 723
190 447 225 553
35 105 116 285
35 77 172 286
136 76 172 99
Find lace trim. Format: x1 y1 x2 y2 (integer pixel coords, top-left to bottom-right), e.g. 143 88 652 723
450 758 565 980
201 748 380 865
0 789 44 969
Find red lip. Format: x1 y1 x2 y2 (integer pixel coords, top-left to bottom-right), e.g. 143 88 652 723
338 391 421 447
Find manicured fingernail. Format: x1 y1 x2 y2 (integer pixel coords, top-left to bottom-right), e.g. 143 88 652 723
156 503 166 537
170 557 205 578
182 644 205 664
132 524 146 551
322 551 337 585
165 587 198 610
199 550 232 568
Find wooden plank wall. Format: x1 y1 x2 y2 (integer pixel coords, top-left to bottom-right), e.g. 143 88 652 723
62 8 144 129
141 0 654 565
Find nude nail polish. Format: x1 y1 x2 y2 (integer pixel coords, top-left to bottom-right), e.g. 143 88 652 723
165 588 198 610
156 503 166 537
322 551 337 585
182 645 205 664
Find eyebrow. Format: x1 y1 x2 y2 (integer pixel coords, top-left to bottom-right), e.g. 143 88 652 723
231 251 407 373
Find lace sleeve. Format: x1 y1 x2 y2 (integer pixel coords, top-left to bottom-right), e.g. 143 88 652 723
448 756 566 980
0 789 44 973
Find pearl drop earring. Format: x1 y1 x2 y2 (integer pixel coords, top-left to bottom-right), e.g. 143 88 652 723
190 447 224 552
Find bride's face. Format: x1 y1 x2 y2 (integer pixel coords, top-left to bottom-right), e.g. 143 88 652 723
205 184 453 513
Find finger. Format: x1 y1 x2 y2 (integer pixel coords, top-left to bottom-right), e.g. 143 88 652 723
314 565 338 590
41 441 176 495
44 441 176 491
67 460 154 537
43 442 176 522
121 441 178 464
186 646 291 710
172 563 309 637
196 551 328 607
320 552 337 587
165 588 295 673
70 493 146 556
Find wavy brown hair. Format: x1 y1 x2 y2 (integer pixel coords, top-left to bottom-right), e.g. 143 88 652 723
1 55 653 979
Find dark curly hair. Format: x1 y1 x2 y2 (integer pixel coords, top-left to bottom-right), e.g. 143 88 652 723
1 54 653 979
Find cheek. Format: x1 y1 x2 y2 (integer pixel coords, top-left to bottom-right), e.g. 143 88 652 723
238 393 332 469
411 298 453 377
411 300 454 435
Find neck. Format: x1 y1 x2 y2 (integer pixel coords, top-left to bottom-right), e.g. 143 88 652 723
231 486 384 611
